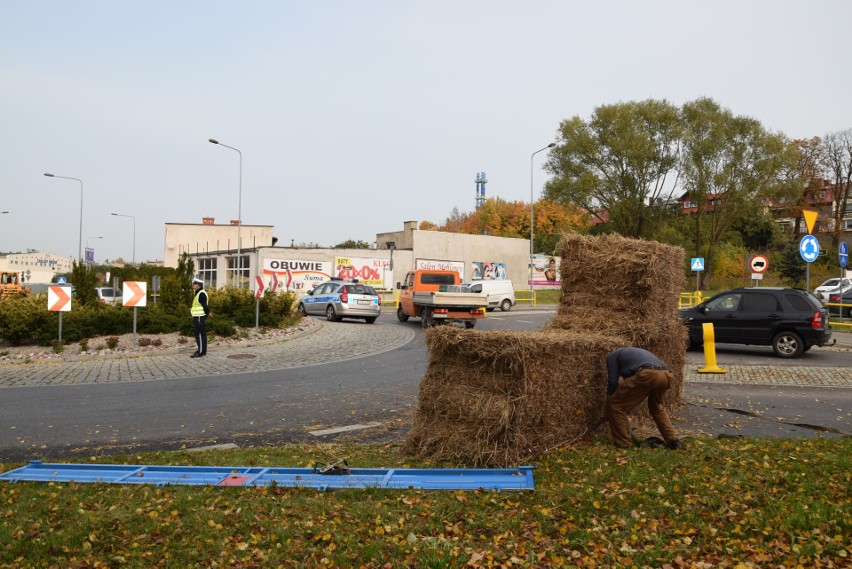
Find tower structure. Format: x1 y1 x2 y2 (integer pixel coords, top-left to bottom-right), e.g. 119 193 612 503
475 172 488 209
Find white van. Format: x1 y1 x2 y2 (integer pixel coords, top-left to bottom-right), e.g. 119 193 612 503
461 280 515 312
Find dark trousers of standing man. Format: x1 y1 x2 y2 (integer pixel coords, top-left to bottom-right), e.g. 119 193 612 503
605 368 677 447
193 315 207 356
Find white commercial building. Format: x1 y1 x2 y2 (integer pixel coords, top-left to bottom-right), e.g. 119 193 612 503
173 220 561 293
0 251 74 285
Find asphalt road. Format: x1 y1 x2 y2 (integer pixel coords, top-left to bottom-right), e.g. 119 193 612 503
0 309 849 461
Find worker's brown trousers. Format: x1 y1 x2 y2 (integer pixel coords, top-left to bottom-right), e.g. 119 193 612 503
605 368 677 447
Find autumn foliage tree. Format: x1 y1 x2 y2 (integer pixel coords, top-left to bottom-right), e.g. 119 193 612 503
430 198 590 254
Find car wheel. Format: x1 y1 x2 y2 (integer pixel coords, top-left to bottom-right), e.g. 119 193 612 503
298 303 307 316
396 306 409 322
464 320 476 329
846 306 852 318
772 331 804 358
365 317 376 324
326 305 340 322
500 299 512 312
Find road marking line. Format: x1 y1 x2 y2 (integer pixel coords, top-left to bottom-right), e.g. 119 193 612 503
185 443 239 452
309 422 382 436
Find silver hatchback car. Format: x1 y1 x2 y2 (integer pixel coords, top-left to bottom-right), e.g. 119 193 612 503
298 280 381 323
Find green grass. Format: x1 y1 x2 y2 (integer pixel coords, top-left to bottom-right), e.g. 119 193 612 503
2 438 849 567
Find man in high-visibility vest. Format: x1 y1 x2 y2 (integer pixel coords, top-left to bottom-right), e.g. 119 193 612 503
190 278 211 358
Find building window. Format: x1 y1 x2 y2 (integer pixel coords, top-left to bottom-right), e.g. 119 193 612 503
843 219 852 231
683 201 698 209
227 255 250 288
197 258 218 288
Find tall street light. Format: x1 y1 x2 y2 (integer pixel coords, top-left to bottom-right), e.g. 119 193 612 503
111 213 136 265
44 173 84 262
529 143 556 305
209 138 244 287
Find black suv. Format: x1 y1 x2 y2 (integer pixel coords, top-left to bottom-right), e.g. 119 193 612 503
680 287 833 358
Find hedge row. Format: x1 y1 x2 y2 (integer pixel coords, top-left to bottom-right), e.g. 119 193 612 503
0 288 297 346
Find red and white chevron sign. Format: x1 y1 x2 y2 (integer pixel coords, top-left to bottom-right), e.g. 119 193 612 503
255 276 265 299
47 286 72 312
270 272 279 293
122 281 147 307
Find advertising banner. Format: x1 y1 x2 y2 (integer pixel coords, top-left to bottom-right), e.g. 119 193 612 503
415 258 465 276
470 261 508 280
334 257 392 289
529 255 560 286
262 259 332 292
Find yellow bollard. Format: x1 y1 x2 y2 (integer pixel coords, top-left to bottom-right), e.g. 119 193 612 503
697 322 727 374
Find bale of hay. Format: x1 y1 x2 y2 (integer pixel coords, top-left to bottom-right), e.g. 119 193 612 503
402 327 625 467
556 233 685 319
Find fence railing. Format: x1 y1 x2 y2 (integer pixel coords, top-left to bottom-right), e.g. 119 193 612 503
514 290 536 306
678 291 704 309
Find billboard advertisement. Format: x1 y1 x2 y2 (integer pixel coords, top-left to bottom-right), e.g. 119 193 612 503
470 261 507 280
334 256 392 289
529 255 560 286
262 259 333 292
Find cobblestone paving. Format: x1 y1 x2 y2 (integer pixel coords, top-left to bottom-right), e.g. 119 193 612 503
684 364 852 387
0 321 416 388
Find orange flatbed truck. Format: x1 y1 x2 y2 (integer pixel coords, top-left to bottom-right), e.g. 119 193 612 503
396 270 488 329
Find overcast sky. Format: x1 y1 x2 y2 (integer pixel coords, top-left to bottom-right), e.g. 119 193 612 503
2 1 850 263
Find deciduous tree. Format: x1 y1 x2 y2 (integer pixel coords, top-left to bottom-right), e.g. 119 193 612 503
678 97 795 286
543 99 681 238
822 129 852 248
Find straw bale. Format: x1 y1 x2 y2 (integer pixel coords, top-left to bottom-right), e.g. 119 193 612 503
557 233 685 317
403 327 626 467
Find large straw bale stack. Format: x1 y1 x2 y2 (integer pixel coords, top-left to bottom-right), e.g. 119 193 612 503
404 234 688 467
402 327 624 467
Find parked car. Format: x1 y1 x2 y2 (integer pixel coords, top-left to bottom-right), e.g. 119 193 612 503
461 280 516 312
813 278 852 302
680 287 833 358
95 287 120 305
827 289 852 318
297 280 381 323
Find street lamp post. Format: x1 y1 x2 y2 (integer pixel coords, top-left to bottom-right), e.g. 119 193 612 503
209 138 244 287
44 173 84 262
529 143 556 305
111 213 136 265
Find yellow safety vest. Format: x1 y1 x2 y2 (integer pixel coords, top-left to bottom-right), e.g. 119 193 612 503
191 290 208 317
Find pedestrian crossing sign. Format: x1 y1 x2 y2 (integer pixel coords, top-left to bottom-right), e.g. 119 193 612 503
690 257 705 271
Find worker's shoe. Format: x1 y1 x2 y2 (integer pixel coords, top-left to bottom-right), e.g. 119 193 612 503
190 352 202 358
666 439 684 450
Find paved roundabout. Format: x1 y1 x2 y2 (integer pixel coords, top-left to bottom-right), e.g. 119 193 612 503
0 319 416 388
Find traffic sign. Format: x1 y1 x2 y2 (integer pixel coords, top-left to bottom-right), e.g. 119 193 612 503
122 281 147 307
802 209 818 234
57 277 67 284
748 254 769 274
690 257 704 271
47 286 72 312
799 235 820 263
255 276 265 299
840 242 849 268
270 272 280 293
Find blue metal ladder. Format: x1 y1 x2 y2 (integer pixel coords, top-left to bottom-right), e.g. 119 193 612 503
0 461 535 491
